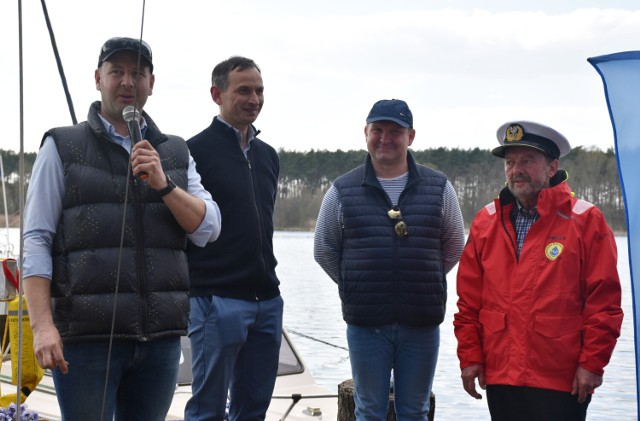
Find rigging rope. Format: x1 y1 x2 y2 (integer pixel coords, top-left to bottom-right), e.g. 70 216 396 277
39 0 77 125
286 328 349 352
11 1 67 418
101 3 148 420
11 0 79 418
15 0 26 419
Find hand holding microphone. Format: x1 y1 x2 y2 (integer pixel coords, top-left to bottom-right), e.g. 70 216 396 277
123 105 148 179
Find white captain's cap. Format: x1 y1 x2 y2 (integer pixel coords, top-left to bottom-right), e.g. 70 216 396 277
492 120 571 159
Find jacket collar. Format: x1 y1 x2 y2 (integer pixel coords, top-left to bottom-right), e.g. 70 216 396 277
211 116 260 143
499 168 571 213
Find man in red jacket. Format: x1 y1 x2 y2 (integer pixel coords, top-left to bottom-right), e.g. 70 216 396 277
453 120 623 421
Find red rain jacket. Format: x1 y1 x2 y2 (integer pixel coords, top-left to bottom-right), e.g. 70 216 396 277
454 177 623 393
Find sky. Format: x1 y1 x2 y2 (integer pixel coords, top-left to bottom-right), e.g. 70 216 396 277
2 0 640 154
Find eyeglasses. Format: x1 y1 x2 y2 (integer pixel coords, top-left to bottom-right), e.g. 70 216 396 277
387 207 408 238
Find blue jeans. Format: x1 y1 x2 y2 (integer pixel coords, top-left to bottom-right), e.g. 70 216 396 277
347 324 439 421
185 295 283 421
52 337 181 421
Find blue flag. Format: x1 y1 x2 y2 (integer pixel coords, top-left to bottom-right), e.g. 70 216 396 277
588 51 640 417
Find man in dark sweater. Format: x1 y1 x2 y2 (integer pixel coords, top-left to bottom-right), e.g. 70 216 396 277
184 56 283 421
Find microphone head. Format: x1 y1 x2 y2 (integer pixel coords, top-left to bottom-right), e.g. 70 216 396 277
122 105 141 123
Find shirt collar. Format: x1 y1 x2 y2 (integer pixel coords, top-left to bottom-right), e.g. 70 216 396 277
515 199 538 217
216 115 257 146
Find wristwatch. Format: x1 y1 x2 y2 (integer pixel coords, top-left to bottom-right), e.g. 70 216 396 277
156 175 176 197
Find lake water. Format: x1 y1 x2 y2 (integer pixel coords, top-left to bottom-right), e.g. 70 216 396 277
2 228 636 420
274 231 637 421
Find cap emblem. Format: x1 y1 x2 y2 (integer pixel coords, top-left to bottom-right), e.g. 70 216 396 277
505 124 524 143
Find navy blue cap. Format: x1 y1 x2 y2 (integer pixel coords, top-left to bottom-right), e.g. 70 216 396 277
98 37 153 73
366 99 413 128
492 120 571 159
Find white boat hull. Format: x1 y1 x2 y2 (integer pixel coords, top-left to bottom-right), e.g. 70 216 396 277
1 330 339 421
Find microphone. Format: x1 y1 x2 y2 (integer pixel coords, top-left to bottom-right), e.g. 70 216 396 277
122 105 147 179
122 105 143 145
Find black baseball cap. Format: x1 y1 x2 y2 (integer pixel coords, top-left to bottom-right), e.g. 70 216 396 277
98 37 153 72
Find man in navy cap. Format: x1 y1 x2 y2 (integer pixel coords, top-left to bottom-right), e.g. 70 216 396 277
454 121 623 420
314 99 465 420
22 36 221 420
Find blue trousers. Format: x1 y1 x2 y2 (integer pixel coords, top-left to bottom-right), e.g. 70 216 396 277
185 295 283 421
347 324 439 421
52 337 181 421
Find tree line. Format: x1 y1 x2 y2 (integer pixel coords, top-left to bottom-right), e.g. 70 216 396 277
274 147 625 232
0 147 625 232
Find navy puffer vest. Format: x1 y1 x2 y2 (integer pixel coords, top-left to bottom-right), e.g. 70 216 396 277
335 153 447 327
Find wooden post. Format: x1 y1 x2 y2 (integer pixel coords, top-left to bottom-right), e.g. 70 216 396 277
337 379 435 421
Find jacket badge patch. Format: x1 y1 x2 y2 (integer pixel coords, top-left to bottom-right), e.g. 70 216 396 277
545 242 563 260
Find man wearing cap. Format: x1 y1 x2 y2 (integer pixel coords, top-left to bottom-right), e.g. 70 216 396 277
314 99 465 420
453 121 623 420
22 37 221 420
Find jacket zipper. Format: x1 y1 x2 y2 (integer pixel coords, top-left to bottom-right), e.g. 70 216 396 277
246 153 267 301
500 203 519 263
371 181 402 323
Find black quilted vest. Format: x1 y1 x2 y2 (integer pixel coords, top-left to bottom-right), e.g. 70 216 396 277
46 101 190 343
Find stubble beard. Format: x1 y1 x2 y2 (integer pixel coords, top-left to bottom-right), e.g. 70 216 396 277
508 178 546 208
